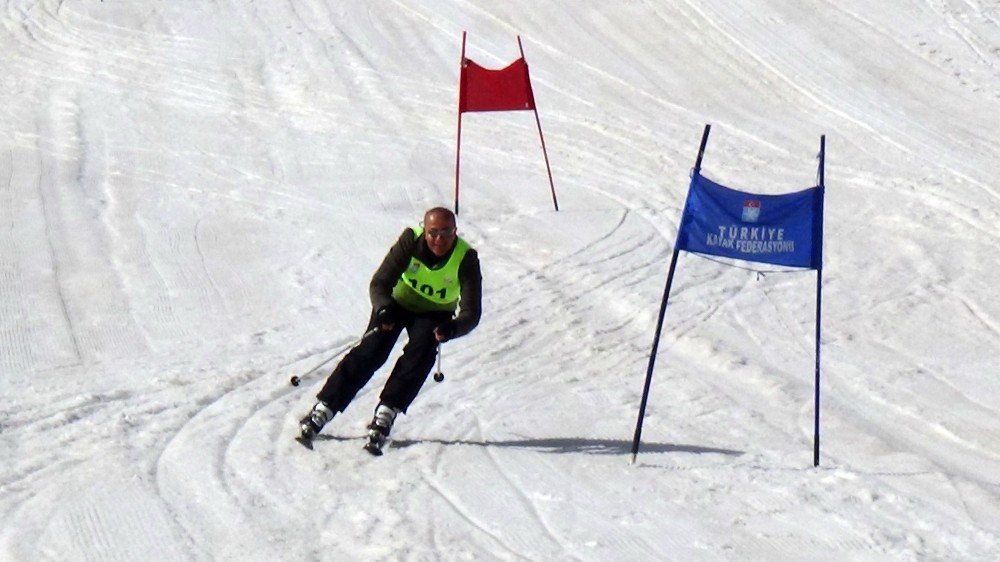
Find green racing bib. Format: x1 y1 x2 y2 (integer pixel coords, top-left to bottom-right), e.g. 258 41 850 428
391 227 470 313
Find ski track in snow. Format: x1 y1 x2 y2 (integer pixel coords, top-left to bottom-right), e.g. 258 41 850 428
2 0 999 560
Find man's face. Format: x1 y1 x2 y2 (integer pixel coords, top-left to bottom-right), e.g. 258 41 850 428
423 212 457 257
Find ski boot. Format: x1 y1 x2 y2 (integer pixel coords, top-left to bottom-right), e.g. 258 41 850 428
298 401 334 444
363 403 398 456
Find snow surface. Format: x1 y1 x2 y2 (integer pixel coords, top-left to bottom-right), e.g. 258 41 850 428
2 0 999 560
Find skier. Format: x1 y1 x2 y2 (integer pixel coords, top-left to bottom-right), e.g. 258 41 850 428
299 207 482 453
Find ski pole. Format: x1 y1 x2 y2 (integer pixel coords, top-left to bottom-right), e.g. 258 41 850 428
433 345 445 382
289 326 379 387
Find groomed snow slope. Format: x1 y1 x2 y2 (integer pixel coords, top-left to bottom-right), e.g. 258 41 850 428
1 1 998 559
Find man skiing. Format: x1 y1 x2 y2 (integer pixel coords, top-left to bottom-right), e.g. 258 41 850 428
299 207 482 453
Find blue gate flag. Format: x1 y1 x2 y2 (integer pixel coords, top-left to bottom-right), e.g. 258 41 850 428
676 172 824 269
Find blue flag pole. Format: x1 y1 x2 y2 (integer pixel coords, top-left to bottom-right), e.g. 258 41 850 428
813 135 826 467
630 124 712 464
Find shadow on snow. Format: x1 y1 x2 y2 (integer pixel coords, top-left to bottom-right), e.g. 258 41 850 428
311 434 742 457
390 436 743 457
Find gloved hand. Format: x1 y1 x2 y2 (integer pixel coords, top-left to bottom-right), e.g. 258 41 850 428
433 322 456 343
375 305 400 331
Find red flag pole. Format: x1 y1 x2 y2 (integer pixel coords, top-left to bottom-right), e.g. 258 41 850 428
454 32 467 215
518 36 559 211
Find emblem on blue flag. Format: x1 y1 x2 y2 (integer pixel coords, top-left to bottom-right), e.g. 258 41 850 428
742 200 761 222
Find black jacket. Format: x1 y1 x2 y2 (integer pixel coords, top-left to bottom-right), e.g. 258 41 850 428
369 228 482 339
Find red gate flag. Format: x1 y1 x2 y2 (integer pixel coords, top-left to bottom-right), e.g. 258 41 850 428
454 32 558 214
459 58 536 113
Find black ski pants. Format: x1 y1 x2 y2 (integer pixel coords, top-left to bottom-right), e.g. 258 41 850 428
317 306 451 415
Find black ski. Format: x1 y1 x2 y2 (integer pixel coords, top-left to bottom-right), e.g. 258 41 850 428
296 435 315 450
363 430 388 456
296 422 318 450
296 431 382 454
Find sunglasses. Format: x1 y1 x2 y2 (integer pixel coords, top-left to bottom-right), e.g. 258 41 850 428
426 227 456 238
